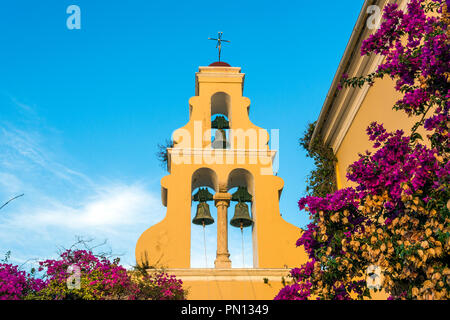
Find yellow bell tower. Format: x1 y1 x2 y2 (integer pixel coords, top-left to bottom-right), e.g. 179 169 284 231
135 61 307 299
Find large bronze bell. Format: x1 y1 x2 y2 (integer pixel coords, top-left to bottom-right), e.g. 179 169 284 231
230 202 253 229
212 129 229 149
192 202 214 226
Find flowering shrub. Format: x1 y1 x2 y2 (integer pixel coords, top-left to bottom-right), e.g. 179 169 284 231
278 0 449 300
0 249 187 300
130 269 186 300
0 263 46 300
29 249 137 300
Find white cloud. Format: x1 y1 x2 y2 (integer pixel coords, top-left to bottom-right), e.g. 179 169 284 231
0 106 165 268
0 172 23 194
15 183 160 229
10 97 34 114
0 181 165 267
0 125 92 186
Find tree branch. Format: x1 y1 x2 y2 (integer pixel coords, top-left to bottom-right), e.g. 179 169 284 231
0 194 24 211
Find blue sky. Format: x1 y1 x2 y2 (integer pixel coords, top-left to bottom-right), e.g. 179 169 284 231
0 0 364 269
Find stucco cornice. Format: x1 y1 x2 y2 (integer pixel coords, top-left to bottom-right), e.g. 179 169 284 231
195 66 245 96
311 0 409 153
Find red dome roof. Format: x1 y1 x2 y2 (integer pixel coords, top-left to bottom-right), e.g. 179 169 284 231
209 61 231 67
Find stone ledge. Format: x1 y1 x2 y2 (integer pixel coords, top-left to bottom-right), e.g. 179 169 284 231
151 268 290 282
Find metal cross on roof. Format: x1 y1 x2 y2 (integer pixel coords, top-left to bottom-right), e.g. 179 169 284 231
208 32 230 62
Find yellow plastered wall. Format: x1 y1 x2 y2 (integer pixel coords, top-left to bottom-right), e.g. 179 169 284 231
335 77 422 189
165 269 290 300
181 279 284 300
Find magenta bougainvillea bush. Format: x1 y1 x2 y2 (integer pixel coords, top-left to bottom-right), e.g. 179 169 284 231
0 263 46 300
276 0 449 300
0 249 186 300
31 249 137 300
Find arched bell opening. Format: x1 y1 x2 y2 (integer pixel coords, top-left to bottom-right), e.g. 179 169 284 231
192 168 218 192
190 168 218 268
227 169 255 268
211 92 231 149
211 92 231 118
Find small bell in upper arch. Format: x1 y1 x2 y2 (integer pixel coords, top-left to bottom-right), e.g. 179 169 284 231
212 129 230 149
